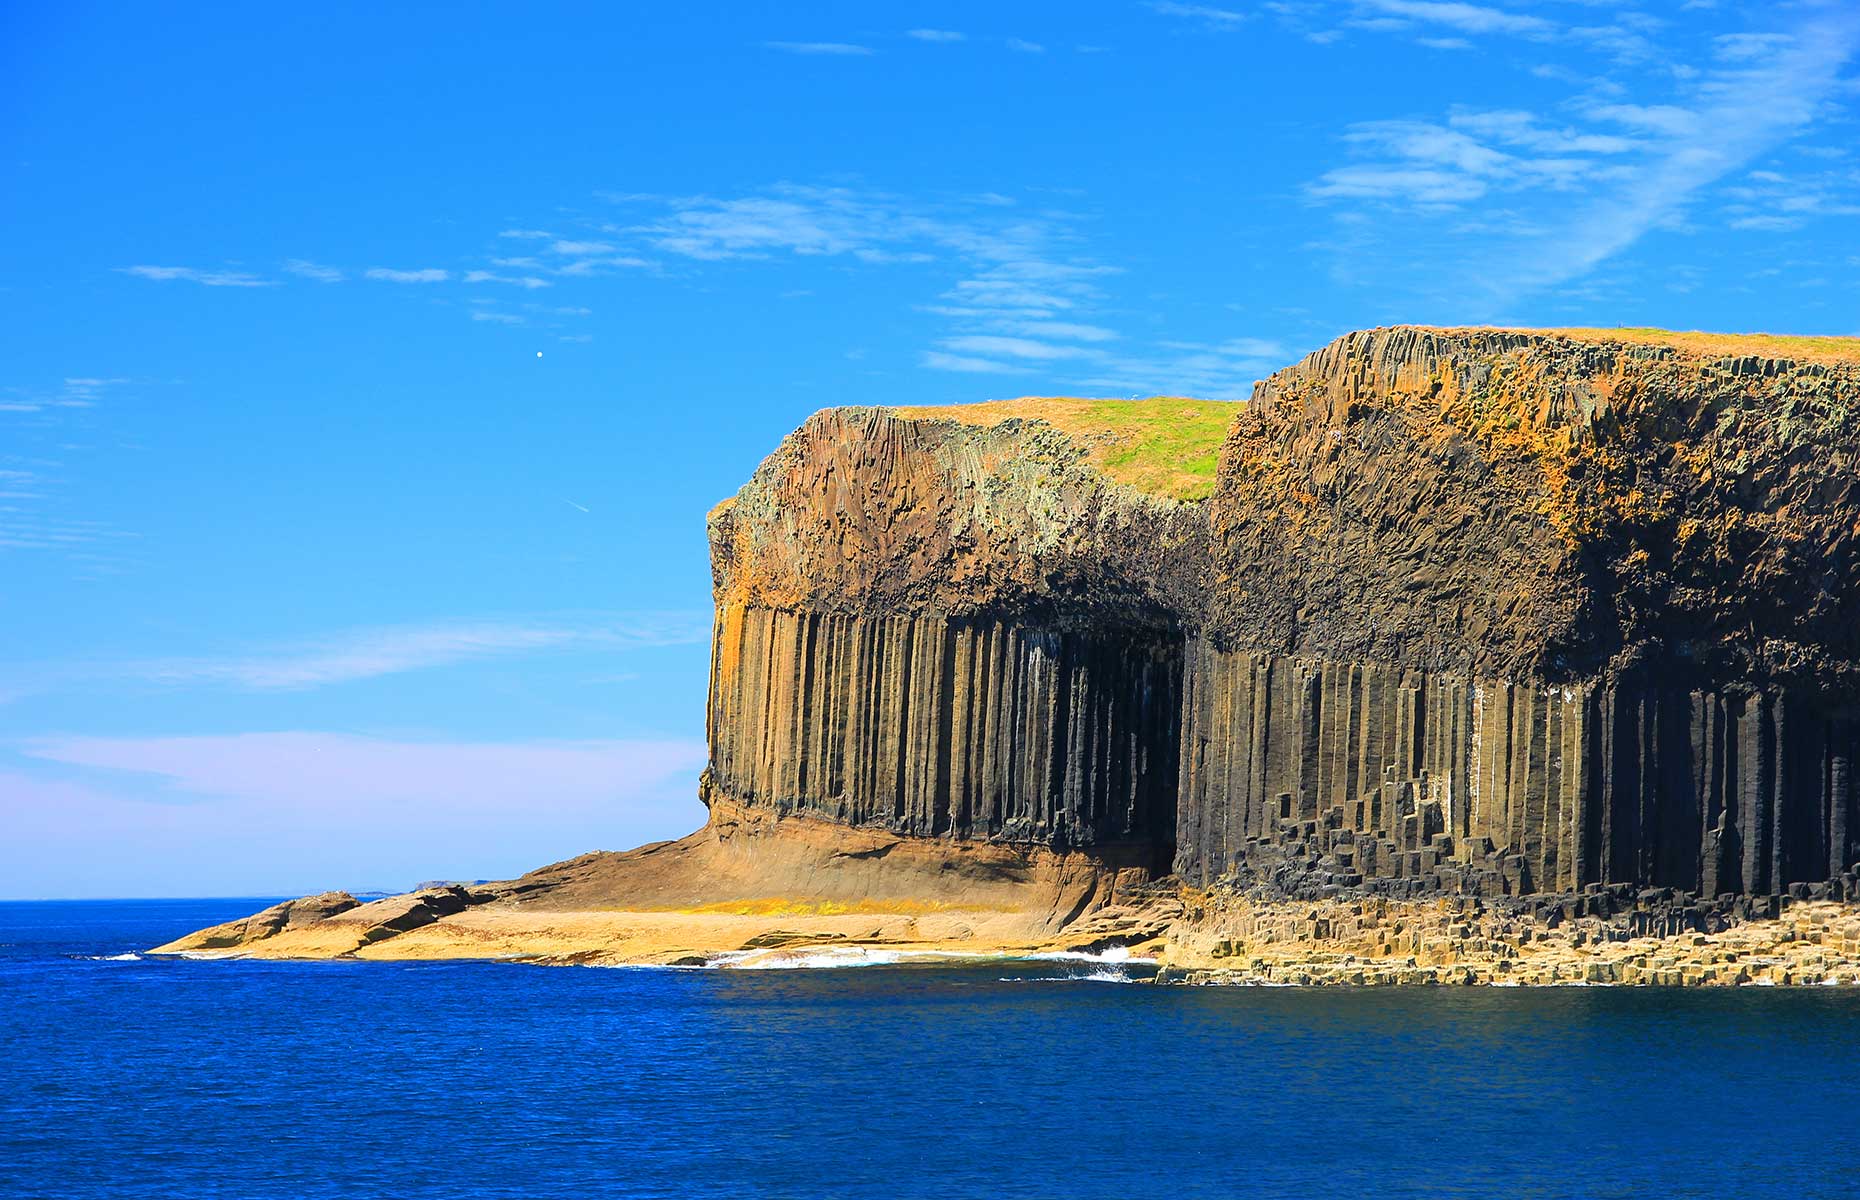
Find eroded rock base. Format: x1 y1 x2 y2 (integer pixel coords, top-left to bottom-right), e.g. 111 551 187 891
151 799 1164 966
1162 889 1860 986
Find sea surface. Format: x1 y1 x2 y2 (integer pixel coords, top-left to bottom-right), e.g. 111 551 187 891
5 899 1860 1199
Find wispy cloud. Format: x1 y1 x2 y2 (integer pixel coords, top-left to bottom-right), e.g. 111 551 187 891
6 734 709 894
122 614 710 692
605 183 1277 396
1500 13 1860 295
0 613 710 704
1303 7 1860 303
1147 2 1251 29
765 41 874 56
283 259 344 282
941 334 1093 361
118 265 275 287
1006 38 1046 53
907 28 965 42
0 377 141 572
920 351 1034 374
463 270 551 288
22 732 707 811
1355 0 1553 38
364 267 450 283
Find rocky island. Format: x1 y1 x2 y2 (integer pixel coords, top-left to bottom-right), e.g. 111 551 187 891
157 325 1860 984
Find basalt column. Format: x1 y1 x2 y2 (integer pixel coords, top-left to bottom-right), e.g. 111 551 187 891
703 406 1209 872
1173 649 1860 894
1191 327 1860 897
708 605 1181 856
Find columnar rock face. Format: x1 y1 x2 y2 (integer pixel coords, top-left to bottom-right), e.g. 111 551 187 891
707 330 1860 898
1174 650 1860 895
1181 328 1860 895
708 607 1180 852
704 407 1204 866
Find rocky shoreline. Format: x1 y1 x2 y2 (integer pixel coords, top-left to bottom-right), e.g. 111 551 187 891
152 817 1860 986
1159 890 1860 987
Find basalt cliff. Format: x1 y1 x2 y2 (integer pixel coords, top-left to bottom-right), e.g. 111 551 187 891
159 326 1860 984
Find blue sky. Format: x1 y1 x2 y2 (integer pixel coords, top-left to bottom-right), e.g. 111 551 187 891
4 1 1857 897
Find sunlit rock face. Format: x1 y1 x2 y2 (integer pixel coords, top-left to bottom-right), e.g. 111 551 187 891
706 330 1860 897
704 407 1201 867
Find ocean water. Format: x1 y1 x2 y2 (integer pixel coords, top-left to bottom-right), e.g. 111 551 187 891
5 900 1860 1199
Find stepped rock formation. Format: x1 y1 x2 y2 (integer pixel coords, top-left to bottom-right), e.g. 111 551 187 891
157 326 1860 977
707 327 1860 902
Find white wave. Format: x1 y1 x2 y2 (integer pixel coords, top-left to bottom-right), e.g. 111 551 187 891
1022 945 1155 965
997 965 1139 984
80 952 142 961
710 946 973 970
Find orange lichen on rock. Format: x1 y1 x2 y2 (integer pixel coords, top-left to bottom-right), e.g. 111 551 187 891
1428 325 1860 367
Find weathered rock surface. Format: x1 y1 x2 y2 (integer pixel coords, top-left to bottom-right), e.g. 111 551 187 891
1180 328 1860 895
1162 891 1860 987
163 891 359 950
705 407 1202 861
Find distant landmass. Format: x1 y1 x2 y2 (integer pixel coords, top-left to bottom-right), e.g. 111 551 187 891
157 326 1860 984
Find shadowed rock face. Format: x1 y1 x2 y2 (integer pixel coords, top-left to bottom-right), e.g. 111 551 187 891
1210 327 1860 688
707 328 1860 899
1183 328 1860 896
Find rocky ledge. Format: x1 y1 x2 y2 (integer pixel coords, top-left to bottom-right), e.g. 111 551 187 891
1163 891 1860 987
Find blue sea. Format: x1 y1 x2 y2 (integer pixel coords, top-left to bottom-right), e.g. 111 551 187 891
6 899 1860 1199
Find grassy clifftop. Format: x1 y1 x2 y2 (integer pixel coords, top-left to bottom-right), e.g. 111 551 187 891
890 396 1241 501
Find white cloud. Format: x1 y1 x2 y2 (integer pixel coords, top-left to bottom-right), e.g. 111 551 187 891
550 240 615 255
498 228 555 239
283 259 344 282
471 311 525 324
119 614 709 692
364 267 450 283
1584 103 1702 138
1006 38 1046 53
1357 0 1554 37
118 265 275 287
920 351 1033 374
1496 11 1860 295
610 184 1276 396
554 257 651 276
463 270 552 288
765 41 874 55
1310 163 1494 206
1148 2 1250 29
941 334 1093 360
907 28 965 42
1716 31 1795 62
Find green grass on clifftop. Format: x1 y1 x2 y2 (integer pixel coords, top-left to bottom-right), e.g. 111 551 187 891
891 396 1240 501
